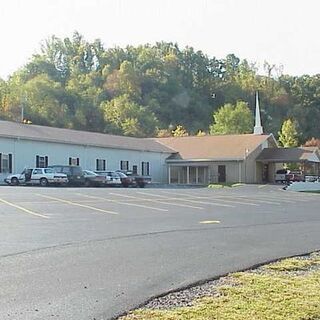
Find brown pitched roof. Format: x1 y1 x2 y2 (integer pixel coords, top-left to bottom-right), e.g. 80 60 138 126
152 134 272 160
0 120 174 153
256 147 320 163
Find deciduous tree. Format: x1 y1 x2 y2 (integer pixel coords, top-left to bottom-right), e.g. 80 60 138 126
210 101 253 135
278 119 299 147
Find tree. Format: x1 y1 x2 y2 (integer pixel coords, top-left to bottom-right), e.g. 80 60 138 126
105 60 141 100
209 101 253 135
196 130 206 136
304 137 320 147
156 129 172 137
2 31 320 140
278 119 299 147
172 125 189 137
102 94 158 137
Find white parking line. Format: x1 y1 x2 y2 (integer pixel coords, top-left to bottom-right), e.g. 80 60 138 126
107 193 204 210
37 194 119 215
158 190 261 206
136 191 235 208
78 193 169 212
0 197 49 219
245 195 306 203
268 192 314 201
163 189 315 205
199 220 220 224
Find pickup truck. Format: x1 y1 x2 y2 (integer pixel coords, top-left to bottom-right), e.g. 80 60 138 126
5 168 68 186
275 169 304 184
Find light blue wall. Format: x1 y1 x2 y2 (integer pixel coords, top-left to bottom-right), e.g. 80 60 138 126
0 137 169 183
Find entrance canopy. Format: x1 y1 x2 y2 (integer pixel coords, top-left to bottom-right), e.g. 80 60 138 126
256 147 320 163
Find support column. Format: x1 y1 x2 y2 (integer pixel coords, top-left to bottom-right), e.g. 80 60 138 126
187 166 190 184
196 167 199 184
168 165 171 184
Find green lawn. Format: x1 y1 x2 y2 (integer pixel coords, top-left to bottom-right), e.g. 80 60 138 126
120 253 320 320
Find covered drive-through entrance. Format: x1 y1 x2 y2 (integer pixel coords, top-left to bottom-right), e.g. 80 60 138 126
256 147 320 183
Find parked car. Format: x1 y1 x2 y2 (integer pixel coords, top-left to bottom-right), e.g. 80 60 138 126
116 170 150 188
286 170 304 182
48 165 85 186
83 170 106 187
5 168 68 186
275 169 289 183
95 171 122 186
116 171 134 187
305 175 320 182
275 169 304 184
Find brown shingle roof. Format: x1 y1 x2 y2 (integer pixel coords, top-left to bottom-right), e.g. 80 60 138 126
0 120 174 153
256 147 320 163
153 134 272 160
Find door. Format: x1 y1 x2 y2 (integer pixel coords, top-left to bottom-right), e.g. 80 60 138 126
31 168 43 184
218 165 226 183
262 164 269 183
24 169 33 183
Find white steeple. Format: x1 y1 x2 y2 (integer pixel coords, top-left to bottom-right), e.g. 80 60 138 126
254 91 263 135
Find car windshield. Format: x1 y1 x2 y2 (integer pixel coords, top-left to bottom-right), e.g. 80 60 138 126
117 172 127 178
84 170 97 176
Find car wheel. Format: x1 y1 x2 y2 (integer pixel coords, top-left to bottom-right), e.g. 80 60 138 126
84 179 91 187
40 178 48 187
11 177 19 186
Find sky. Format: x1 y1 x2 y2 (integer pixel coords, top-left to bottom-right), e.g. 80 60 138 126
0 0 320 79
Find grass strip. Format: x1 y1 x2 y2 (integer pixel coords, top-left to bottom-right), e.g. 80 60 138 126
120 253 320 320
208 183 245 189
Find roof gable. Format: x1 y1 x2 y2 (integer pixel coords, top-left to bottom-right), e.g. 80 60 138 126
154 134 271 160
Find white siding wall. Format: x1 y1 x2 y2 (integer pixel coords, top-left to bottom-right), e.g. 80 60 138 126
0 137 169 183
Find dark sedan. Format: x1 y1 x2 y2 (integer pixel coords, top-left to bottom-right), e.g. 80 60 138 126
83 170 106 187
116 171 134 187
116 170 148 188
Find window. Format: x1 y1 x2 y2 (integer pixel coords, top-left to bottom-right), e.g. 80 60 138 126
0 153 12 173
132 165 138 175
96 159 106 171
62 167 71 174
33 169 43 174
120 160 129 171
69 157 80 166
44 168 54 174
141 162 150 176
36 155 48 168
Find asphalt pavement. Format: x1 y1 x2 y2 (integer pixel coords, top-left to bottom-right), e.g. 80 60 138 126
0 184 319 319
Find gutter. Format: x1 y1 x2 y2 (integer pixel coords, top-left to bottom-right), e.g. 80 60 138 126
166 158 244 163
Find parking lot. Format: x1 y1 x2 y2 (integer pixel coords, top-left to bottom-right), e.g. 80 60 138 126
1 184 320 319
1 184 320 256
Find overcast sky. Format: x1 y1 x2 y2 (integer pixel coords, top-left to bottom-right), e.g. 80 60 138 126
0 0 319 79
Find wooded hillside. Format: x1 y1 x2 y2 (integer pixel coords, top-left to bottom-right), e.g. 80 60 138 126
0 32 319 143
